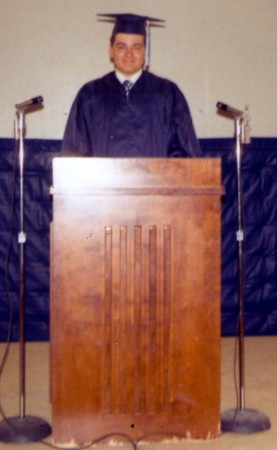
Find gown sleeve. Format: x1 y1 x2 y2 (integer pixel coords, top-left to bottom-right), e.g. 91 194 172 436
61 86 93 157
167 84 202 158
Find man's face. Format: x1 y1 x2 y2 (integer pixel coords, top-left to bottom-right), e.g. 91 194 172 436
109 33 146 77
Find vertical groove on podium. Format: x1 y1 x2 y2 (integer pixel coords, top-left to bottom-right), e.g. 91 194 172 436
134 225 143 413
148 225 157 413
104 226 112 414
163 225 172 411
119 226 128 413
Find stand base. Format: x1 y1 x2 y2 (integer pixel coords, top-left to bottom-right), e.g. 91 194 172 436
221 408 271 434
0 415 51 443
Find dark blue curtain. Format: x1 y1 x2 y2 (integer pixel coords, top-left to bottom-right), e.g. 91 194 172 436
0 137 276 341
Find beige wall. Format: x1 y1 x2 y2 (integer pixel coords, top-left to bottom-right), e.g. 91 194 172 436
0 0 276 139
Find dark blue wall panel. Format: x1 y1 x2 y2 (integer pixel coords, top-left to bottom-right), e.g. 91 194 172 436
0 137 276 341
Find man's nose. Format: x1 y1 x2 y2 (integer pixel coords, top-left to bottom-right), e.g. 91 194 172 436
125 47 133 56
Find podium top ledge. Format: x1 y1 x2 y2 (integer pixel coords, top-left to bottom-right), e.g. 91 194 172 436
51 157 223 195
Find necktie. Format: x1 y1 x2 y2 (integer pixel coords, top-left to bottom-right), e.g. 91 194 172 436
123 80 133 96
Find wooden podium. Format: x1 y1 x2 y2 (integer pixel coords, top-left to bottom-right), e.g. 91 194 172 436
50 157 223 446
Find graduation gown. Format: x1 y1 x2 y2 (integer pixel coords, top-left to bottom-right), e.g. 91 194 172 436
62 71 202 157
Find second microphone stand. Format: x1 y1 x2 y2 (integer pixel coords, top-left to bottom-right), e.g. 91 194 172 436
219 105 271 434
0 105 51 443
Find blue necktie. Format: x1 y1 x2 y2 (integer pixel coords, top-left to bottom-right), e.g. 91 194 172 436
123 80 133 96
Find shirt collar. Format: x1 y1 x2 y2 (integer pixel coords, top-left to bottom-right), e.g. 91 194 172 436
115 69 143 86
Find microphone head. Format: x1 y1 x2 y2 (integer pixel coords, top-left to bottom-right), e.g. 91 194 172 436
33 96 44 105
216 101 243 117
15 95 44 110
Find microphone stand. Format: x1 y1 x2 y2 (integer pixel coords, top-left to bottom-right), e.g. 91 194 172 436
218 105 271 433
0 106 51 443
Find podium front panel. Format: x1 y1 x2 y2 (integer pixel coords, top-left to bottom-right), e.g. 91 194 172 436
50 158 222 445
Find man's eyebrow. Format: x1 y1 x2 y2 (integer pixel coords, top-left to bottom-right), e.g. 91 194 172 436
114 42 144 47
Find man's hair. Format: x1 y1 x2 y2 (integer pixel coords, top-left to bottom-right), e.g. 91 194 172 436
110 35 116 46
110 34 146 46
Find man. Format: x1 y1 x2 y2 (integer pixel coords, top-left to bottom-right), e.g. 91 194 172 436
62 13 202 157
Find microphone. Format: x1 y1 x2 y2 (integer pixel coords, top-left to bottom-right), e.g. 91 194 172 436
216 101 243 117
15 96 43 110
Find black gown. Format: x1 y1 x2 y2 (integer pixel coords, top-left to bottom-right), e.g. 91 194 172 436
62 70 202 157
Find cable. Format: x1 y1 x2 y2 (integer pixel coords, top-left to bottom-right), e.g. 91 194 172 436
41 432 137 450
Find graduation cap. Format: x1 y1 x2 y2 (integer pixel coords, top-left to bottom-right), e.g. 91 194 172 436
97 13 165 69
